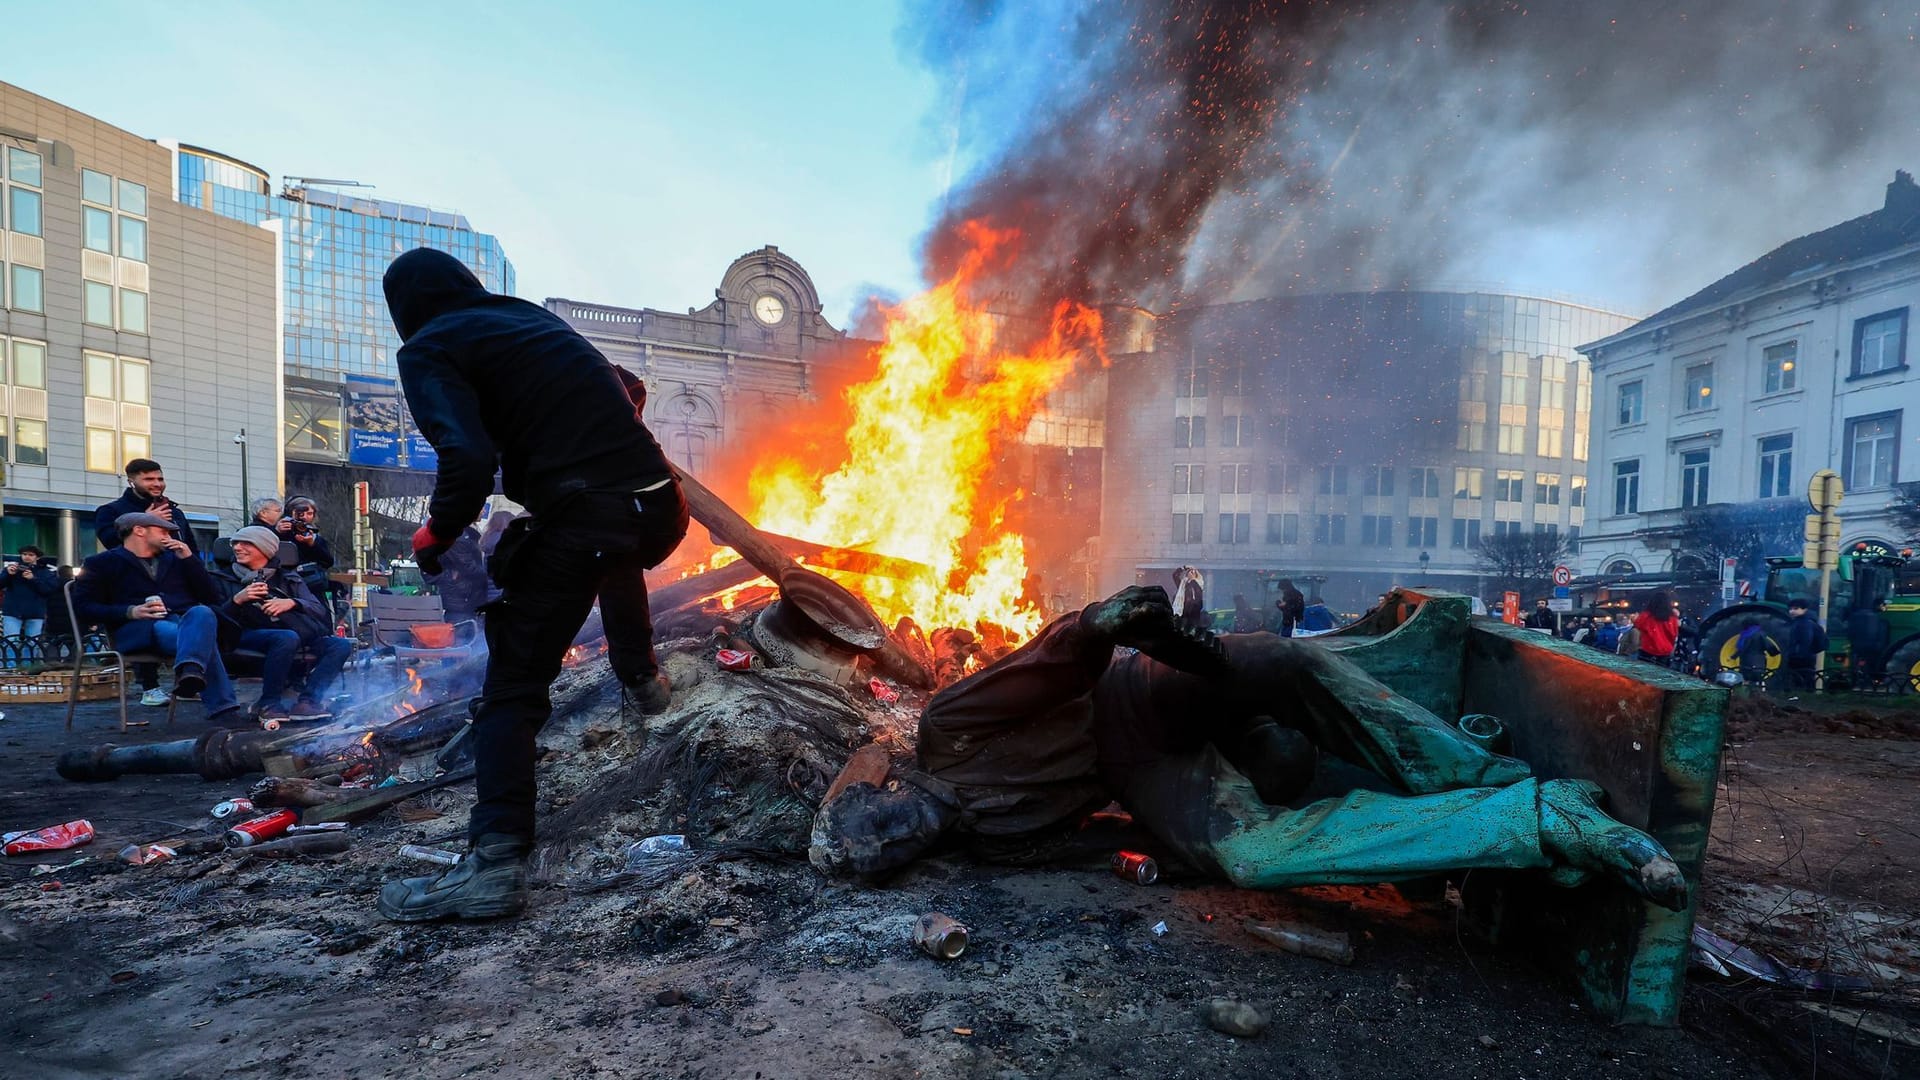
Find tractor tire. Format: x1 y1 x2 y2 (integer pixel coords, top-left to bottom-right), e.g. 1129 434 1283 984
1699 612 1791 688
1884 639 1920 695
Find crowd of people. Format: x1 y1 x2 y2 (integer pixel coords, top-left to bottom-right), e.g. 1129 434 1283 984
0 457 362 723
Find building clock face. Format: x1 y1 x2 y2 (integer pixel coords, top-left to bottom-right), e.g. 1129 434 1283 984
753 294 786 325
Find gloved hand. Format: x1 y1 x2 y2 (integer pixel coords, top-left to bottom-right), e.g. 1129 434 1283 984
412 523 454 575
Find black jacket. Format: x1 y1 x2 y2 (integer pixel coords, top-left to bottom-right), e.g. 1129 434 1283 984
1525 608 1556 630
209 562 331 644
1 562 58 620
95 488 200 554
73 547 221 629
383 248 673 532
1846 607 1890 656
1786 613 1825 664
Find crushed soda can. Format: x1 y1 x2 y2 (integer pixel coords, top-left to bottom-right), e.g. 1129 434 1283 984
210 798 255 820
913 912 970 960
4 819 97 856
716 649 755 672
119 843 178 866
1111 850 1159 886
225 809 299 848
867 678 900 704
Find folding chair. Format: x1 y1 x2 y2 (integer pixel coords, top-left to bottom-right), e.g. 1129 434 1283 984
365 591 480 667
63 579 178 732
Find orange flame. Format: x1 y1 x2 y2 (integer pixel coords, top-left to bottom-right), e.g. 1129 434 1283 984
748 222 1102 639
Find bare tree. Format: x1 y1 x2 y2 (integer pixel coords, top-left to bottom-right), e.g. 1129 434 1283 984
1474 531 1573 602
1887 481 1920 544
1675 499 1804 584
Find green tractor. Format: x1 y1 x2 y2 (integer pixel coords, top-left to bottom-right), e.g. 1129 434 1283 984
1697 550 1920 690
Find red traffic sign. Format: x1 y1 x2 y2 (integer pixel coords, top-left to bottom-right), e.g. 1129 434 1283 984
1552 565 1573 586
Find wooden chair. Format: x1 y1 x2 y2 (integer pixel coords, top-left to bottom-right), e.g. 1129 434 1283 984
365 591 480 667
63 579 178 732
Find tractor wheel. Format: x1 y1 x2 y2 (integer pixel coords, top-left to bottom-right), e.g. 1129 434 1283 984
1699 612 1791 688
1884 639 1920 694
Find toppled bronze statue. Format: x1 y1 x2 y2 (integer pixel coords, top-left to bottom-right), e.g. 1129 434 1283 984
811 585 1688 911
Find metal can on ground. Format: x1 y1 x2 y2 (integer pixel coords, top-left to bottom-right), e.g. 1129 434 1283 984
210 797 255 820
398 844 463 867
225 809 299 847
1111 850 1160 886
913 912 969 960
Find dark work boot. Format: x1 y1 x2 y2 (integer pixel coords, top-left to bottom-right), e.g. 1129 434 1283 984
623 673 672 717
376 834 530 922
1082 586 1229 677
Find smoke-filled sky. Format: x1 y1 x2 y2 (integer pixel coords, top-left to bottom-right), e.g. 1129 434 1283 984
913 0 1920 317
4 1 1914 324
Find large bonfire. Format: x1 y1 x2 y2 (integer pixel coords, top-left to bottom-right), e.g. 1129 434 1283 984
746 222 1102 642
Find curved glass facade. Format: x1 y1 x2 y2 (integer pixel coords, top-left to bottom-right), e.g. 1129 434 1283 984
1098 291 1636 611
178 147 515 382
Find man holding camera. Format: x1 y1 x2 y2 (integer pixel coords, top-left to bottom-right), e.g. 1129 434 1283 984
73 513 242 725
210 526 352 722
94 458 198 706
377 247 687 923
2 547 58 666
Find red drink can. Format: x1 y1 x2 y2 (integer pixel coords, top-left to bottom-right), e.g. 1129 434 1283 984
211 797 255 820
716 649 755 671
1111 850 1159 886
225 809 299 847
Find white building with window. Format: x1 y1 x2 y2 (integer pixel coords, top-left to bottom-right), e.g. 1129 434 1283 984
1 82 280 561
1578 170 1920 578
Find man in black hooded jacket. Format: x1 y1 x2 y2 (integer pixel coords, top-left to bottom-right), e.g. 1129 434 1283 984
377 248 688 922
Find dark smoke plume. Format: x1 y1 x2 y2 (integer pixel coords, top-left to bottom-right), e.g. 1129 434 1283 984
910 0 1920 314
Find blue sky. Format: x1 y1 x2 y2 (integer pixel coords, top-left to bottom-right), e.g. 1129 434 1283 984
6 1 955 326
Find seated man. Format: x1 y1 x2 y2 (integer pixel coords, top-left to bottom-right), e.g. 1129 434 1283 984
813 587 1688 913
73 513 242 725
210 526 353 721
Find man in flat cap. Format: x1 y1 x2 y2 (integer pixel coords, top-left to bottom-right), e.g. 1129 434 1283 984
73 512 243 724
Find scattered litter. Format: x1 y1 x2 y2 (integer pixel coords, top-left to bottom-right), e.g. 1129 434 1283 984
1245 918 1355 965
286 822 349 834
398 844 462 867
1110 850 1159 885
210 798 255 820
1202 998 1270 1038
866 677 899 703
717 649 755 672
4 819 96 855
951 1027 973 1036
225 809 299 848
914 912 969 959
629 834 689 858
237 832 353 859
118 843 177 866
1688 924 1874 991
1478 1035 1500 1050
1151 920 1168 936
30 858 85 876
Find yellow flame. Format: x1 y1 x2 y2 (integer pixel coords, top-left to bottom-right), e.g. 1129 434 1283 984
749 223 1100 639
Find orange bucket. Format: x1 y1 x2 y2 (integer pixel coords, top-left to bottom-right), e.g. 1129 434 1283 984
410 623 456 649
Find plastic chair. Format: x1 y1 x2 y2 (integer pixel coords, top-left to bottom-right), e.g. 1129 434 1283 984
63 579 178 732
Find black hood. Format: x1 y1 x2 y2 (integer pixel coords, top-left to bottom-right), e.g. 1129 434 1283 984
383 248 494 342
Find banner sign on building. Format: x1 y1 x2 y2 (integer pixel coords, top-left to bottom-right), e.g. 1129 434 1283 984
345 375 403 468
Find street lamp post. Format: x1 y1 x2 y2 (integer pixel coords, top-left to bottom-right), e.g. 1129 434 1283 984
1418 550 1431 584
234 430 250 520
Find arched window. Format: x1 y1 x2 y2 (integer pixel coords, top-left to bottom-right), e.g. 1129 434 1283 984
1604 558 1638 576
1671 553 1709 578
653 388 720 474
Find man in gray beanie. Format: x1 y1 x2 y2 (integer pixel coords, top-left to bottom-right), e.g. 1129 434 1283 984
209 525 352 722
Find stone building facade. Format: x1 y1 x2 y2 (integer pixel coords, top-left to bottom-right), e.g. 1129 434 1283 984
545 246 863 476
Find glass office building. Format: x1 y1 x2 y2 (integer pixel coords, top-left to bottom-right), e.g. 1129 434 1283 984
173 144 514 469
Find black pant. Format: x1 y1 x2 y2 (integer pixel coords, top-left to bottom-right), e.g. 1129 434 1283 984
467 485 687 844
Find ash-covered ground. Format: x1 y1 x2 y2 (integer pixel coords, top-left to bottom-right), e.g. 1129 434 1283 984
2 651 1915 1080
